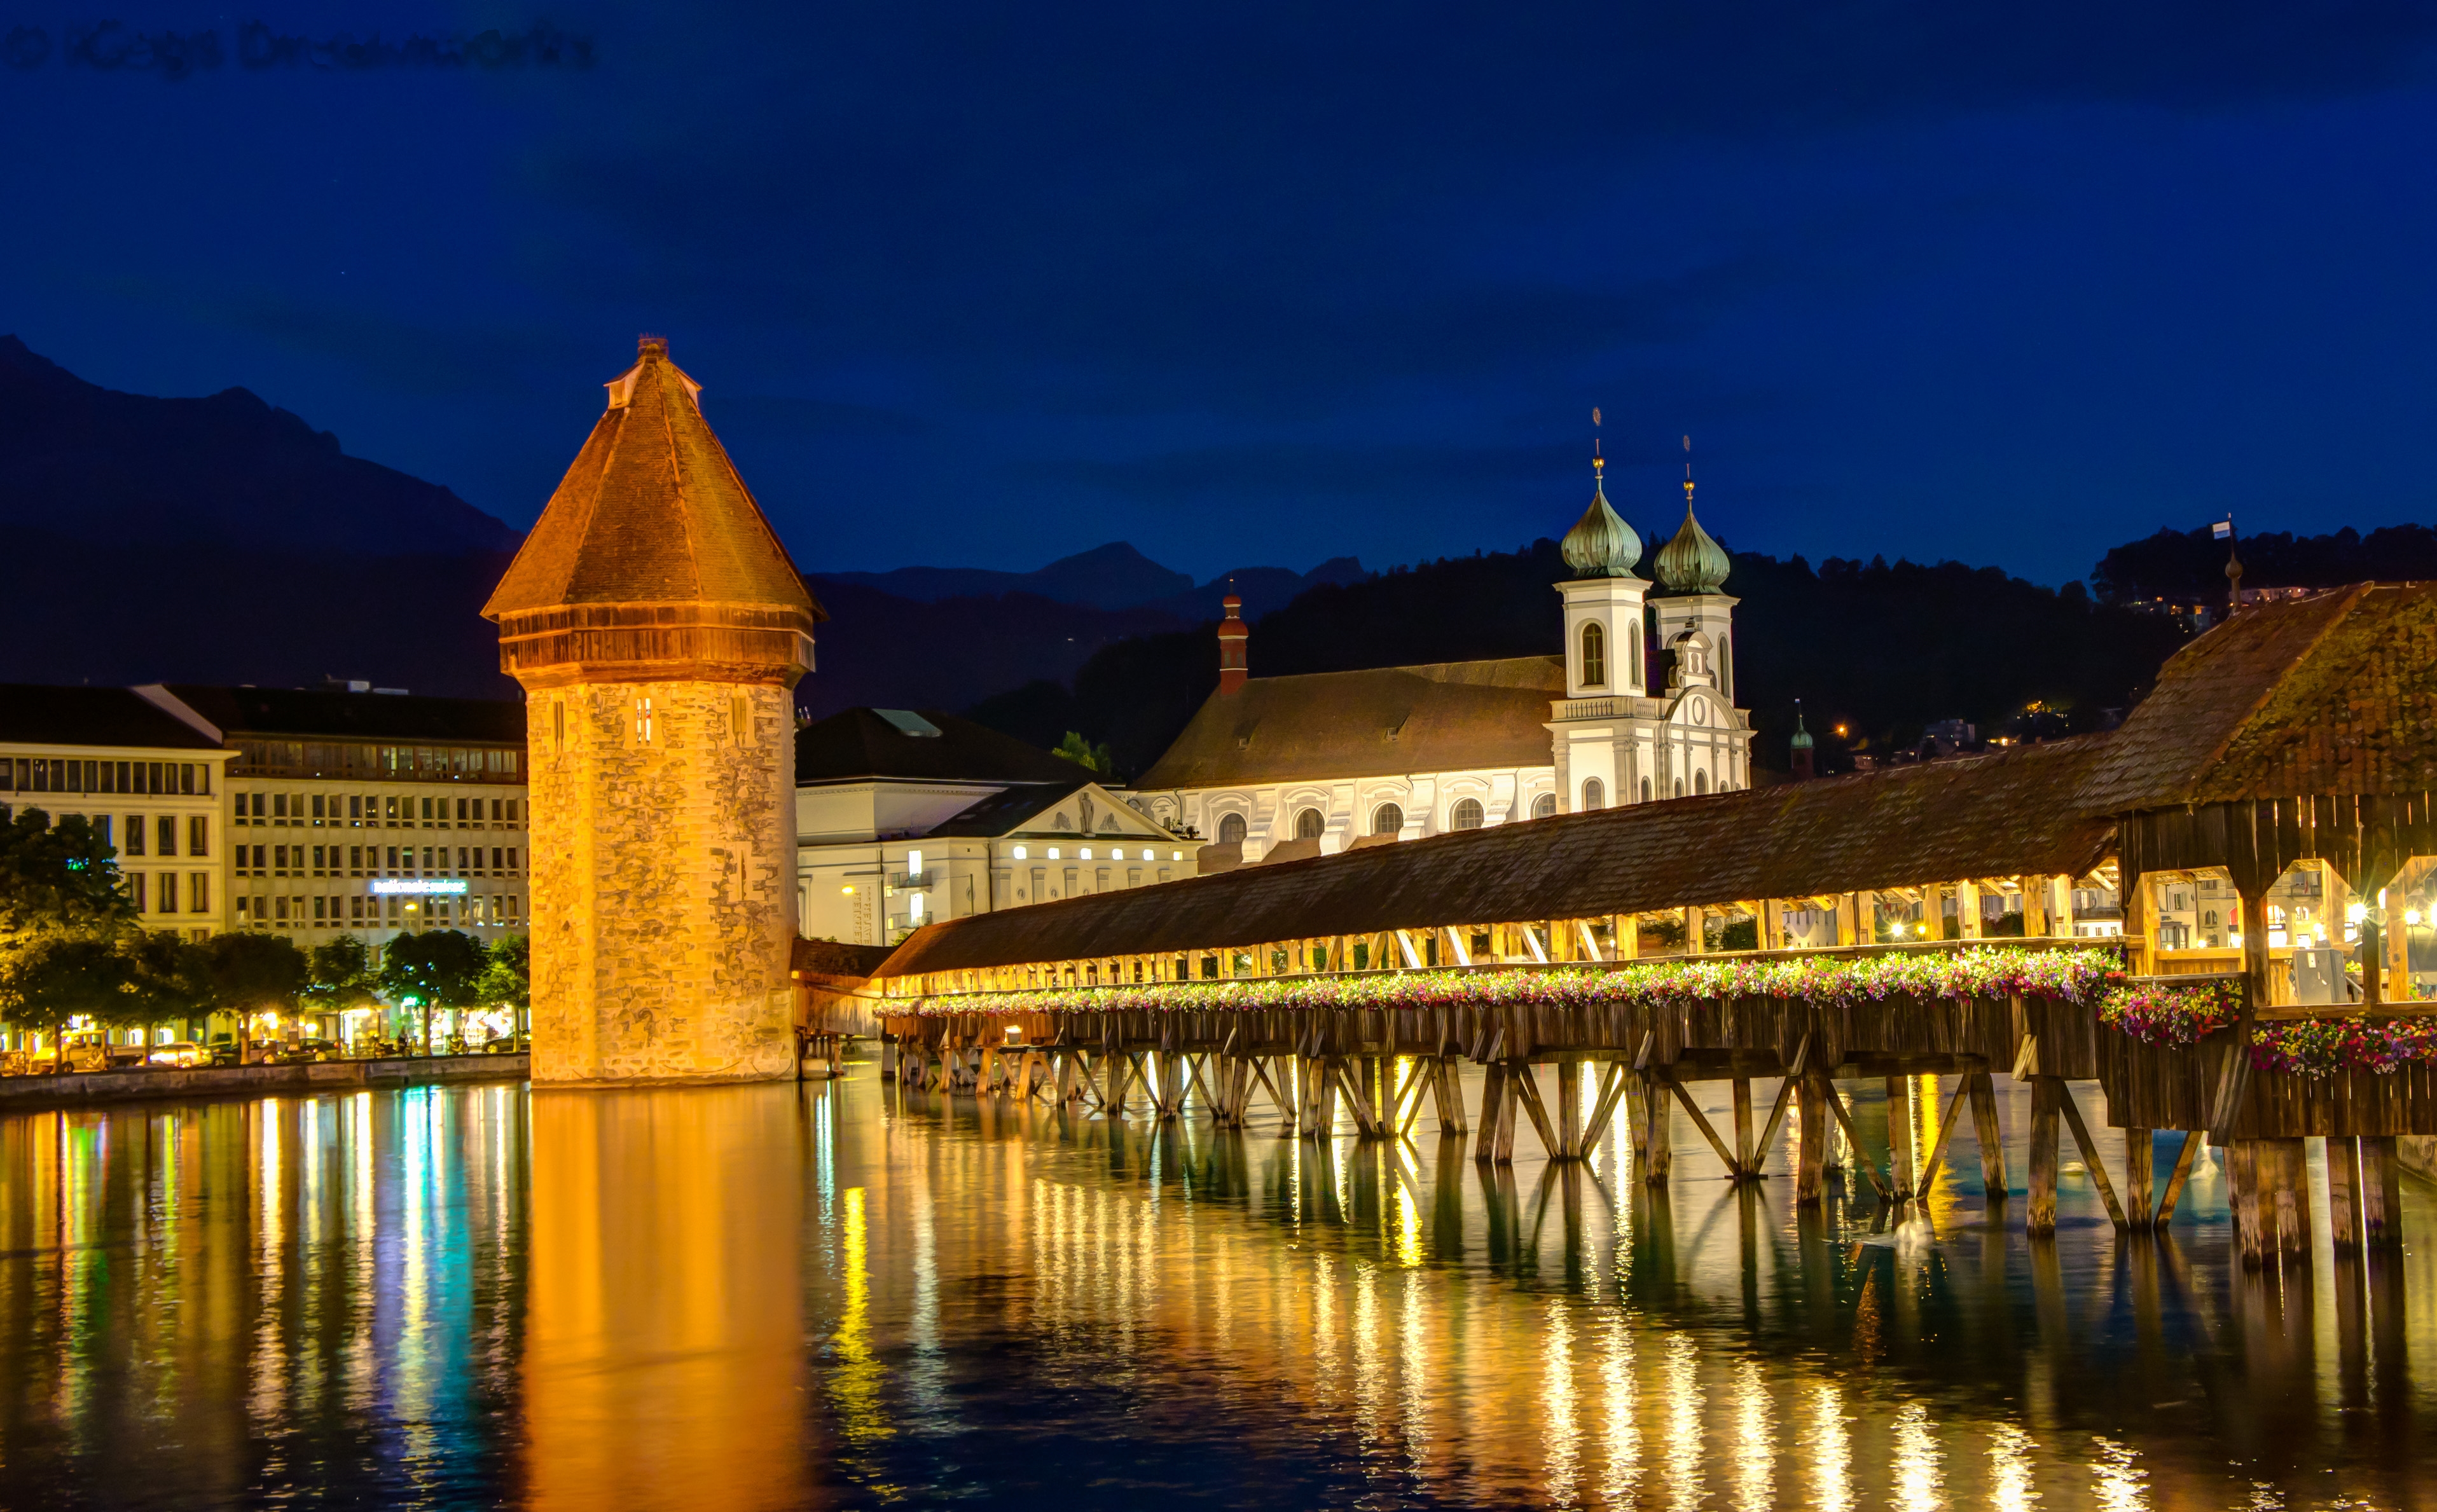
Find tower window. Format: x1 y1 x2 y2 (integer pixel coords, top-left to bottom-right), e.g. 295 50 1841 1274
1582 778 1605 811
1371 803 1404 836
1450 798 1485 830
1641 777 1653 803
1295 807 1325 840
1695 769 1709 795
1217 813 1247 844
1531 793 1556 820
635 698 654 743
1580 621 1606 689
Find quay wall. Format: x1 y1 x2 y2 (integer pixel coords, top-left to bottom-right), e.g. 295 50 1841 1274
0 1054 530 1111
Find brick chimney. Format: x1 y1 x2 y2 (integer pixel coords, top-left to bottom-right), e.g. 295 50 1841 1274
1217 594 1248 694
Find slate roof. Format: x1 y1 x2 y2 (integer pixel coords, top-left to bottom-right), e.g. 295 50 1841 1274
874 734 2116 977
0 685 224 751
922 781 1093 837
1135 655 1567 790
796 708 1102 786
484 338 823 619
2079 582 2437 812
160 685 525 745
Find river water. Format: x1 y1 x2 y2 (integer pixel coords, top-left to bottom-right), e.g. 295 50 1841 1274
0 1066 2431 1509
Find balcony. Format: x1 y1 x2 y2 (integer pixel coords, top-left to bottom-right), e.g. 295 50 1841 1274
891 869 935 891
1557 698 1620 720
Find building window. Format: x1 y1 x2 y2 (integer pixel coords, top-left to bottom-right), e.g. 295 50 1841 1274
189 873 209 912
1451 798 1485 830
1372 803 1404 836
1641 777 1653 803
1218 813 1247 844
130 873 147 912
1695 769 1709 795
1582 778 1605 811
1531 794 1556 820
635 697 654 743
1294 807 1325 840
125 816 145 856
188 815 208 856
1580 621 1606 688
160 873 178 913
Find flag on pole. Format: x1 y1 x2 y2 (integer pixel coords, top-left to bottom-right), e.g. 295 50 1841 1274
2213 519 2233 540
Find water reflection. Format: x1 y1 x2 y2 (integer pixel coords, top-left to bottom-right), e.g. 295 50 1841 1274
0 1071 2431 1508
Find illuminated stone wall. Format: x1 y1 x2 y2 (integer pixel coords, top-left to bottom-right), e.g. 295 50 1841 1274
526 678 798 1084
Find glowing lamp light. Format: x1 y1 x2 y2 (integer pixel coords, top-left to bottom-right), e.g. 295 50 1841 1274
1012 845 1028 859
2347 903 2369 924
840 885 855 895
1047 847 1061 859
2410 909 2425 927
1080 848 1093 860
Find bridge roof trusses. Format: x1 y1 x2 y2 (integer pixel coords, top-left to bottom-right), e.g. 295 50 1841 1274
873 734 2115 980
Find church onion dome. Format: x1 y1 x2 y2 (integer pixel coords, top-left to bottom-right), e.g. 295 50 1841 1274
1560 462 1641 578
1655 504 1731 593
1789 706 1814 750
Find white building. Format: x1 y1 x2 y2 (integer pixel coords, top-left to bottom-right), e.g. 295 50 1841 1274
796 707 1199 946
1132 455 1754 863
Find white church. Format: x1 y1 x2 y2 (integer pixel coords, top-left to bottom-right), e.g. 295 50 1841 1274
1131 456 1755 866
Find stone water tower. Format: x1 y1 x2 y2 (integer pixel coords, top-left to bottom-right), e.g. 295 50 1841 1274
484 337 823 1084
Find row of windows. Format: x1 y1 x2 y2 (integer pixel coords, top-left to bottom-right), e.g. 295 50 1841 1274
237 792 521 827
1001 844 1182 862
103 814 211 857
233 844 521 876
232 741 520 781
128 872 213 914
234 893 523 926
1000 865 1172 905
1 757 211 797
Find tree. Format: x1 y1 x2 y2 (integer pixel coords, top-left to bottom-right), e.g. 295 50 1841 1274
198 931 307 1055
303 934 380 1015
377 930 489 1052
478 933 530 1026
0 809 146 1066
1052 731 1115 774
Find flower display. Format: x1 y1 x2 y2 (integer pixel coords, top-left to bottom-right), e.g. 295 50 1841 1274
2250 1015 2437 1077
2097 978 2243 1047
904 945 2123 1018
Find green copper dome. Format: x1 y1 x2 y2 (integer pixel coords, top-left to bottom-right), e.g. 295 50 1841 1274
1654 502 1730 593
1560 462 1641 579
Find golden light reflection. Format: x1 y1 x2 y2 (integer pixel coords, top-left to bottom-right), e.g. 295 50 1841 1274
1598 1310 1641 1505
525 1087 808 1510
1665 1331 1702 1509
833 1186 889 1445
1895 1399 1945 1509
1988 1421 2040 1511
1734 1357 1774 1508
2090 1434 2150 1511
1806 1380 1852 1512
1542 1298 1581 1506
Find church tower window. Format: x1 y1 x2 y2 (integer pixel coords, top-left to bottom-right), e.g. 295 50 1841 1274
1217 813 1247 844
1371 803 1404 835
1531 794 1556 820
1450 798 1484 830
1580 621 1606 689
1294 807 1325 840
1582 778 1605 811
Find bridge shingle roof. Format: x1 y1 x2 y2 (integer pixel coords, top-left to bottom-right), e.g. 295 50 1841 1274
874 734 2116 977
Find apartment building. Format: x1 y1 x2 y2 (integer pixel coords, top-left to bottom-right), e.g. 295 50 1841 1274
0 685 233 938
142 684 530 949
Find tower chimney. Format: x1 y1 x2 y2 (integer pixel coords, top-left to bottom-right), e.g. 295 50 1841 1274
1217 594 1248 694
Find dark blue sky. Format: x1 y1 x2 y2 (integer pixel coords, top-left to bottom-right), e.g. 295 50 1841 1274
6 3 2434 584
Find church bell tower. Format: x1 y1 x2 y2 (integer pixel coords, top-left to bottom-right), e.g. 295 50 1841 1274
484 337 825 1085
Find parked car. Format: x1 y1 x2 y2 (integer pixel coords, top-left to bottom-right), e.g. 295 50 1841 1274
148 1042 207 1068
62 1033 149 1072
480 1034 527 1055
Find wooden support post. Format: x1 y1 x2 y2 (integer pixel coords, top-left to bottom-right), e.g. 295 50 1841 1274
1731 1078 1755 1178
1433 1057 1468 1136
1816 1076 1893 1201
1668 1075 1744 1176
2228 1139 2267 1268
1642 1075 1673 1185
1914 1075 1973 1195
2361 1136 2404 1248
1968 1071 2006 1200
2125 1126 2154 1230
1510 1063 1561 1160
2325 1136 2363 1251
1492 1065 1521 1163
2056 1081 2129 1231
2026 1076 2062 1236
2269 1136 2312 1264
1475 1062 1508 1163
1795 1075 1826 1204
2154 1130 2200 1225
1582 1061 1629 1155
1885 1075 1915 1198
1560 1058 1585 1158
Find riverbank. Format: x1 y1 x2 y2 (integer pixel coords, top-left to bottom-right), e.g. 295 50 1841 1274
0 1052 528 1110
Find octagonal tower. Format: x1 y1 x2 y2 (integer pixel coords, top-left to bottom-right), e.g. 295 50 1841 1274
484 337 824 1084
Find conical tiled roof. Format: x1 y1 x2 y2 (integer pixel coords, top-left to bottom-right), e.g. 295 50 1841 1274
485 338 822 619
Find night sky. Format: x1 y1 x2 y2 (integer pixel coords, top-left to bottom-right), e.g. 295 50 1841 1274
6 3 2434 585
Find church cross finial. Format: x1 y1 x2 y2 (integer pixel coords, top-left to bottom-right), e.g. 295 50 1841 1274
1683 434 1695 510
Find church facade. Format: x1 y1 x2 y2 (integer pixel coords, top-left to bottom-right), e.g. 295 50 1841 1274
1131 457 1754 865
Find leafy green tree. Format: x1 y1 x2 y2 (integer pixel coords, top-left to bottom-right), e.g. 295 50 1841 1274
377 930 489 1052
478 933 530 1018
0 809 146 1066
118 930 208 1048
198 931 308 1055
1051 731 1114 774
303 934 380 1015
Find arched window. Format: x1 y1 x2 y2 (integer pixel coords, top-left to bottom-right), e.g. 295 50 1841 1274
1694 769 1709 795
1531 793 1556 820
1450 798 1485 830
1295 807 1325 840
1217 813 1246 844
1674 778 1685 798
1580 621 1606 688
1640 777 1652 803
1372 803 1405 836
1582 778 1605 811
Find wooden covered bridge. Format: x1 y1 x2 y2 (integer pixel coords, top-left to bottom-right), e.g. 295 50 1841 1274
856 583 2437 1266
